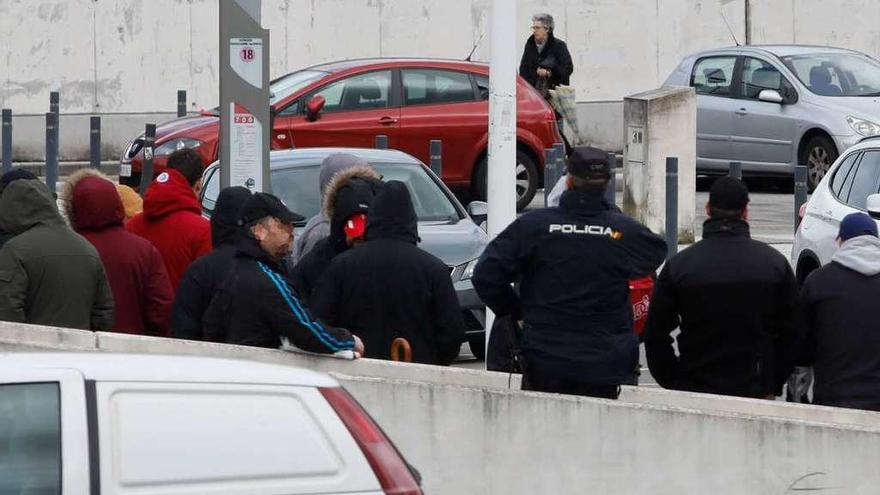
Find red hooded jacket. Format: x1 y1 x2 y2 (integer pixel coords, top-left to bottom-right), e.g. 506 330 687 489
126 169 212 291
65 173 174 336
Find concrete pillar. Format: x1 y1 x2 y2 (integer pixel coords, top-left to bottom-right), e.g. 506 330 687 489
623 87 696 244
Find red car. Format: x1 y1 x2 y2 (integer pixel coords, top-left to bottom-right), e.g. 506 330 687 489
120 58 563 209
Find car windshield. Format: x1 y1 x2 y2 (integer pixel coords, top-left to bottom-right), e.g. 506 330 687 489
782 52 880 96
269 70 327 106
202 161 461 224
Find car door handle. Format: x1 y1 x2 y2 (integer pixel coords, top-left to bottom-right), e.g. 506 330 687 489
735 108 748 116
378 116 398 125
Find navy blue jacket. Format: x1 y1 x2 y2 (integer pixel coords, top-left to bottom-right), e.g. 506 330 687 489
472 189 667 384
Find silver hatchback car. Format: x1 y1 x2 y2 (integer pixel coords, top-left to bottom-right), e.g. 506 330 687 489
665 45 880 189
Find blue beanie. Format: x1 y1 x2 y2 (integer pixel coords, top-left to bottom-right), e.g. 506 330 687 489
838 212 878 241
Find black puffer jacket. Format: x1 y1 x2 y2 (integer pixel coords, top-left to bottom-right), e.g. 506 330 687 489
311 181 464 365
519 33 574 91
644 218 799 398
202 234 354 352
171 186 252 340
473 189 666 385
291 166 381 304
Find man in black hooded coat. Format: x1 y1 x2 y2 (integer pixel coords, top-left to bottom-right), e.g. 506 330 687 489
171 186 252 340
291 165 381 304
311 181 465 365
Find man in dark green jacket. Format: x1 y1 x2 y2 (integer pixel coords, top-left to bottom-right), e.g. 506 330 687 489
0 179 114 330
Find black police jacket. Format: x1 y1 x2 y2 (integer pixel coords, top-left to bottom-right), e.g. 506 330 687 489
643 218 799 398
202 235 355 353
472 189 667 384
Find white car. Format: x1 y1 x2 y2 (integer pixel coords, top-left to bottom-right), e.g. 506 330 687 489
0 352 422 495
792 137 880 281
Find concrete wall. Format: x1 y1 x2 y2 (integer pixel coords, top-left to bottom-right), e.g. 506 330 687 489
1 321 880 494
0 0 878 157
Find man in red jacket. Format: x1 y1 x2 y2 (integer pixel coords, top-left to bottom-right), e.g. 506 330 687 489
127 149 212 291
62 170 174 336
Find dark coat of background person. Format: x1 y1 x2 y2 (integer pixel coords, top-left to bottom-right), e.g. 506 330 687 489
519 33 574 91
202 234 355 354
0 168 38 250
0 179 114 330
171 186 253 340
312 181 465 365
291 165 381 304
797 235 880 411
643 218 799 398
126 169 212 290
62 170 173 336
472 189 667 386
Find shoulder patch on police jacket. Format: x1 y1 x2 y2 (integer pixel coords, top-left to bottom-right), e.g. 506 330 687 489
549 223 623 239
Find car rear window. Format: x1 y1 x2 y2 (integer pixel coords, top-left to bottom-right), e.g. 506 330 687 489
845 151 880 209
831 152 860 200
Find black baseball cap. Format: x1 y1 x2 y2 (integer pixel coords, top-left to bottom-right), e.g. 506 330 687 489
709 177 749 211
567 147 611 180
237 192 305 226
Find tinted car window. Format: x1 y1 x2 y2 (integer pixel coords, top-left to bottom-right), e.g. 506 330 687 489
304 70 392 114
201 165 221 214
740 57 796 101
403 69 475 106
0 383 61 494
846 151 880 209
692 56 737 96
831 152 860 199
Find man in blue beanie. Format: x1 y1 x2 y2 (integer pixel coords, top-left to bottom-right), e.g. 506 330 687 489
796 212 880 411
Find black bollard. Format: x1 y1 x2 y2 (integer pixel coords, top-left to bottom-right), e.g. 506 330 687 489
90 117 101 169
45 112 58 195
429 140 442 177
375 135 388 149
794 165 808 229
1 109 11 174
729 161 742 180
140 124 156 196
666 157 679 260
177 90 187 118
605 152 616 205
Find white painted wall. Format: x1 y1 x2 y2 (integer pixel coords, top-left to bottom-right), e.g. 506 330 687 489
0 0 878 157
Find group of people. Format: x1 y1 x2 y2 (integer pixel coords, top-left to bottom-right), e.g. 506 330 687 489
473 147 880 412
0 147 464 366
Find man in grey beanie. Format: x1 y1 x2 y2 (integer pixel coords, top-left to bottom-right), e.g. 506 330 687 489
292 153 372 262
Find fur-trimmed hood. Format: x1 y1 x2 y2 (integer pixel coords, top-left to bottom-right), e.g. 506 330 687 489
322 165 381 218
59 168 113 223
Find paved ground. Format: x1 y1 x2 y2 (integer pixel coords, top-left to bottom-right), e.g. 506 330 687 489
454 178 804 382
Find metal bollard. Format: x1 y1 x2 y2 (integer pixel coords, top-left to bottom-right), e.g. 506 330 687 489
140 124 156 196
553 142 566 173
729 161 742 180
543 148 556 207
45 112 58 195
794 165 808 229
49 91 59 115
177 90 187 118
429 139 442 177
1 109 11 174
605 152 616 205
375 134 388 149
90 117 101 169
666 157 679 260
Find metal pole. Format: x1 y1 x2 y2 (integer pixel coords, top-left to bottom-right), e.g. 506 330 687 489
140 124 156 196
177 90 187 118
729 161 742 180
429 139 442 177
485 0 517 366
605 152 616 205
543 148 556 207
794 165 808 230
666 157 679 260
375 134 388 149
1 109 11 175
49 91 59 115
90 117 101 169
45 112 58 195
553 142 566 173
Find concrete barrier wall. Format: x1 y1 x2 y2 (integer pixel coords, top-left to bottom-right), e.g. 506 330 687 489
1 321 879 493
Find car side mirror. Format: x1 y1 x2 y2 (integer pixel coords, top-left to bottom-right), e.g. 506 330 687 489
867 194 880 220
306 95 326 121
758 89 784 104
467 201 488 225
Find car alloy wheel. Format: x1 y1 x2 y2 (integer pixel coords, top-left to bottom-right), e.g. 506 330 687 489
802 135 838 192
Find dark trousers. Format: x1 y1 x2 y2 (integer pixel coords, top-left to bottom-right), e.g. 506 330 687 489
521 362 620 400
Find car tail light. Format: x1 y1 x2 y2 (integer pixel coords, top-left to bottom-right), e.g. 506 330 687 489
320 387 423 495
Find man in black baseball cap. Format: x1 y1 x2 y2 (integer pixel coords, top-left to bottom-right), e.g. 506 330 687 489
203 190 363 357
473 146 667 398
645 176 798 400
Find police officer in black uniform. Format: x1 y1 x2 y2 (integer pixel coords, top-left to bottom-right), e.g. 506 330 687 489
472 147 667 398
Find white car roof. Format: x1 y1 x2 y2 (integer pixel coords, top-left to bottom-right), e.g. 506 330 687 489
839 137 880 155
0 352 340 387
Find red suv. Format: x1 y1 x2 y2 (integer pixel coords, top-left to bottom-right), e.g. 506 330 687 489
120 58 563 209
